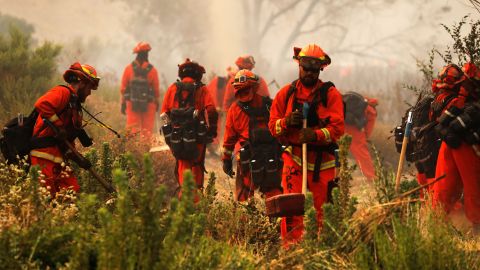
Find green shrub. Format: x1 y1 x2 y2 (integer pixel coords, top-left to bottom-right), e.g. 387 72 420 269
0 25 60 122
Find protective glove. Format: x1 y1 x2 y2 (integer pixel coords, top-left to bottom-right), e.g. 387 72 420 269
121 101 126 115
222 158 235 178
284 110 303 127
299 127 317 144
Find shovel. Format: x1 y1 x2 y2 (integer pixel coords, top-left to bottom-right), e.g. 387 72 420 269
265 103 310 217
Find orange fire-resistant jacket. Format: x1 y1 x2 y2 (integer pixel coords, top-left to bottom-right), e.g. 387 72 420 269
222 93 267 160
31 85 82 163
120 60 160 102
222 76 269 111
268 79 344 171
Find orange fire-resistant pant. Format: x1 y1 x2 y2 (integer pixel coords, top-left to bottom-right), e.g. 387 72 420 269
31 156 80 197
175 143 207 200
125 100 157 140
416 172 434 199
433 142 480 225
345 124 375 180
280 153 335 247
234 159 282 202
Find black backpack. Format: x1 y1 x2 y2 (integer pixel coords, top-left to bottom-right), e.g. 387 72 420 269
127 61 154 112
0 110 39 164
393 94 454 178
236 97 282 191
343 91 368 129
0 86 76 165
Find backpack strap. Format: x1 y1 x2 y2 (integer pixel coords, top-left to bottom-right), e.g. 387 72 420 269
237 97 272 131
132 61 153 78
284 79 299 109
312 81 335 108
285 80 334 110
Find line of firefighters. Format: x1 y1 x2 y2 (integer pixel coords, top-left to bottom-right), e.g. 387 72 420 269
28 42 479 248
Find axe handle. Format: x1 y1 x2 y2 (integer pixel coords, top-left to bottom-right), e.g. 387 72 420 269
395 111 413 193
87 166 116 193
42 118 116 193
395 136 408 192
302 119 308 195
63 140 116 193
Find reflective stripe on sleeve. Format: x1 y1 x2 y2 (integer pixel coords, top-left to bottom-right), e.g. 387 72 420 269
48 114 60 123
30 150 63 164
320 128 331 143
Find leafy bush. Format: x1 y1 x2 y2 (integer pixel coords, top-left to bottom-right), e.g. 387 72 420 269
0 26 61 122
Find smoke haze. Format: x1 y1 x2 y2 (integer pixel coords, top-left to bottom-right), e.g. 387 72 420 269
0 0 478 93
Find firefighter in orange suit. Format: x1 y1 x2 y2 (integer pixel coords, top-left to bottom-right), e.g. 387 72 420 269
431 63 480 232
344 97 378 180
222 69 283 201
222 55 270 111
30 62 100 196
206 66 237 155
120 42 160 140
161 59 218 195
268 44 344 246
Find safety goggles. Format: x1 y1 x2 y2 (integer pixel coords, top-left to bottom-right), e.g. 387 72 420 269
300 65 320 73
299 58 322 73
234 74 257 83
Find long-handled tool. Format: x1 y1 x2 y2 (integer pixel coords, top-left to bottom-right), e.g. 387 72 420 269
395 111 413 193
265 103 310 217
43 119 116 193
301 103 309 196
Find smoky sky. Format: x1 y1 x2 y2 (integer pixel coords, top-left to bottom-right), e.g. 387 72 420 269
0 0 478 91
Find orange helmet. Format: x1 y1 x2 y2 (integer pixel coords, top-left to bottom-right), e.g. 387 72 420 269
435 64 465 89
63 62 100 90
235 55 255 70
293 44 331 69
178 58 206 80
462 62 480 80
133 42 151 54
232 69 258 94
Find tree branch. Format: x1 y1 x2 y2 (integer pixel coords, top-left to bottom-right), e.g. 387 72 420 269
298 22 347 36
259 0 303 40
277 0 320 62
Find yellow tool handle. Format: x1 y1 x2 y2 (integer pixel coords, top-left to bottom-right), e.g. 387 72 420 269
302 119 308 195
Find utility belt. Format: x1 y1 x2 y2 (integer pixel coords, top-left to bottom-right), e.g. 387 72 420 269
161 108 210 160
235 126 280 191
238 141 282 192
